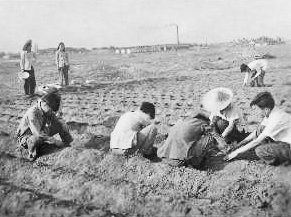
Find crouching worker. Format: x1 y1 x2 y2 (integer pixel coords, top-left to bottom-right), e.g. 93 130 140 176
240 58 268 87
16 92 73 161
202 87 248 144
157 113 227 169
110 102 157 157
226 92 291 165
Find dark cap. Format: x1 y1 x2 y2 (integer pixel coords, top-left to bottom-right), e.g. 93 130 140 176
240 63 248 72
250 91 275 109
41 92 61 112
140 102 155 119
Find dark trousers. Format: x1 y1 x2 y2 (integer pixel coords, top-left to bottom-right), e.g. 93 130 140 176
17 117 73 160
24 66 36 95
255 140 291 165
163 135 216 168
250 70 265 87
59 65 69 86
212 116 249 143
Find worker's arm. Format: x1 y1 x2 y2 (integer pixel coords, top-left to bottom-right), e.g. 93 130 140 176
221 119 237 138
243 72 249 86
226 132 267 160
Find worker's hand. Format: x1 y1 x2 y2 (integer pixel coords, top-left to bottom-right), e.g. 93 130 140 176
224 150 239 161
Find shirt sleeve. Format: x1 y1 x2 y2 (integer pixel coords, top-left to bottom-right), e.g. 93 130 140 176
55 52 59 67
20 52 25 71
243 72 249 84
260 115 280 138
27 110 43 137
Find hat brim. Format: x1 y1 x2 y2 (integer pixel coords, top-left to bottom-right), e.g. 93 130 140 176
202 87 233 113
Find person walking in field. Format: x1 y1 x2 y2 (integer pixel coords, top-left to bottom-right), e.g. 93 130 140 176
157 112 228 168
226 92 291 165
240 58 268 87
201 87 248 144
16 92 73 161
110 102 157 157
56 42 70 86
20 39 37 96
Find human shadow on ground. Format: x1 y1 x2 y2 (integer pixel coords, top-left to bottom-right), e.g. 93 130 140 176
83 134 162 163
37 142 70 158
84 134 111 152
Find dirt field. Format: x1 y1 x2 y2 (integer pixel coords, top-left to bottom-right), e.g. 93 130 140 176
1 43 291 217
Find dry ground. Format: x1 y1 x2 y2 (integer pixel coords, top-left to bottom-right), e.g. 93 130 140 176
1 43 291 217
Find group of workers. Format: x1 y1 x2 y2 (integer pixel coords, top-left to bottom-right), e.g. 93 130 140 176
16 87 291 167
16 41 291 166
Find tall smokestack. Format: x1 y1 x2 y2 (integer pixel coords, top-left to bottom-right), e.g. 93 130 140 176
176 25 180 45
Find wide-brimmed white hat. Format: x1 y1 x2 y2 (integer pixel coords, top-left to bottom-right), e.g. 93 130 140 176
201 87 233 113
18 72 30 79
254 54 263 59
37 84 62 95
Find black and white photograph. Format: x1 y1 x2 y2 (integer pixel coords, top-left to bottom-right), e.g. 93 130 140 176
0 0 291 216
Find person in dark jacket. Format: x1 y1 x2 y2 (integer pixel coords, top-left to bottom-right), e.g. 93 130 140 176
16 92 73 161
157 113 227 168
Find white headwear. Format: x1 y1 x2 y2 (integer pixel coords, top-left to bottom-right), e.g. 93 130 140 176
201 87 234 113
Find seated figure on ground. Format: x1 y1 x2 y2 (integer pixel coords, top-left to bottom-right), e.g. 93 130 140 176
202 87 248 144
157 112 228 168
240 58 268 87
226 92 291 165
16 92 73 161
110 102 157 157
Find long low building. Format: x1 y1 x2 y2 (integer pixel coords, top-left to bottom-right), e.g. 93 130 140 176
114 43 193 54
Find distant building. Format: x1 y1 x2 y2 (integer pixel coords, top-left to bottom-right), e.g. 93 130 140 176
114 43 193 54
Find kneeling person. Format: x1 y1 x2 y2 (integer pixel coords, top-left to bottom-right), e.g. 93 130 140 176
110 102 157 156
16 92 73 161
202 87 248 144
157 113 227 168
227 92 291 165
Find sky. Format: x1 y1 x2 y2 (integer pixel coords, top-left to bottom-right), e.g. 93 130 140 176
0 0 290 52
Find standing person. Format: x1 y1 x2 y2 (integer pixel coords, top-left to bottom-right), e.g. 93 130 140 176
56 42 70 86
16 92 73 161
226 92 291 165
20 39 37 96
110 102 157 157
202 87 248 144
240 58 268 87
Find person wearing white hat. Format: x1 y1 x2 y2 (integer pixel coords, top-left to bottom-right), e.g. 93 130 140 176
20 39 37 96
240 59 268 87
202 87 248 144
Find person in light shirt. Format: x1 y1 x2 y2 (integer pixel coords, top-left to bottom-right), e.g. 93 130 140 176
202 87 248 144
20 39 37 96
56 42 70 86
226 92 291 165
110 102 157 157
240 58 268 87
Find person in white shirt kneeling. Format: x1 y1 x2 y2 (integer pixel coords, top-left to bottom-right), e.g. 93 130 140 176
226 92 291 165
110 102 157 157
